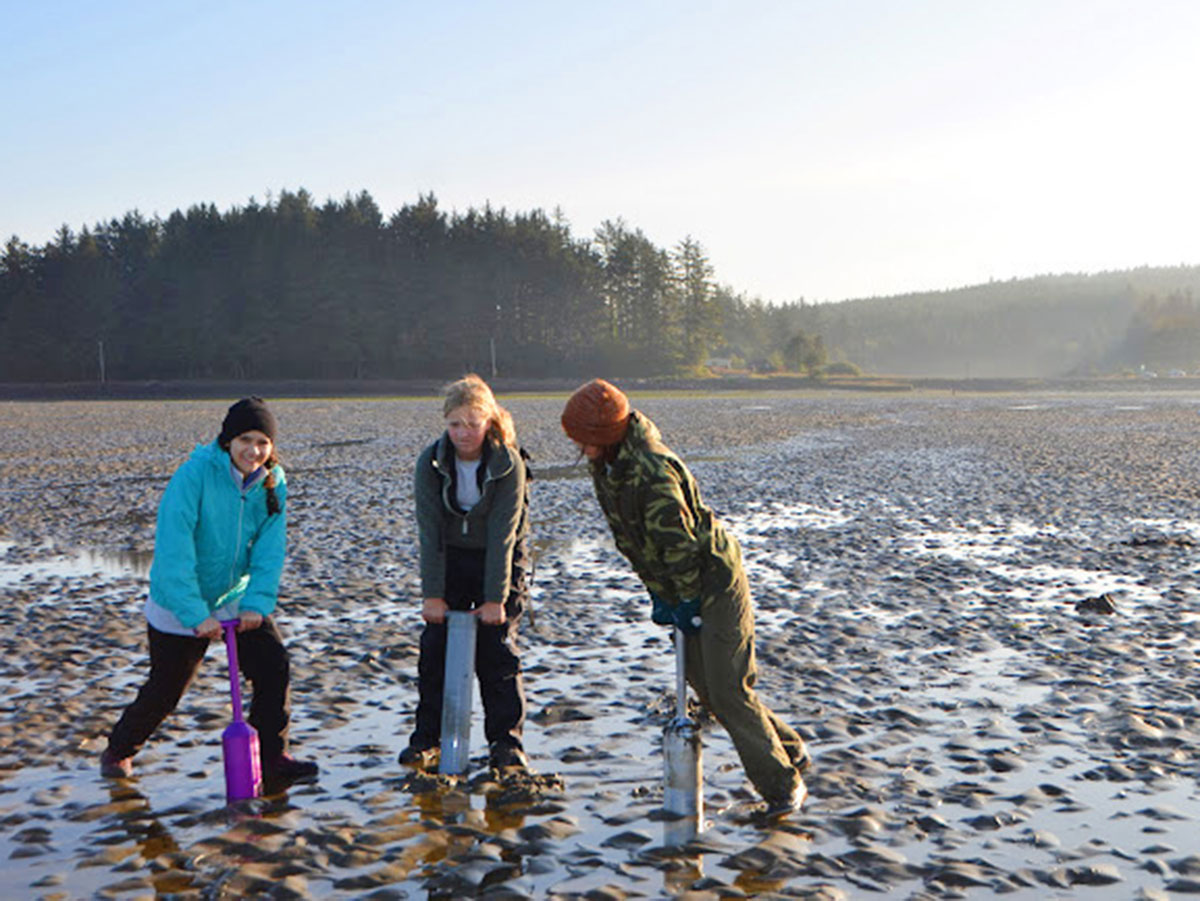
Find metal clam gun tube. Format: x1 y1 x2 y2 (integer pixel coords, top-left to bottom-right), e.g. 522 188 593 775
663 626 703 843
439 610 478 775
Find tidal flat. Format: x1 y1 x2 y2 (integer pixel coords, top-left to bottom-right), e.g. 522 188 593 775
3 390 1200 899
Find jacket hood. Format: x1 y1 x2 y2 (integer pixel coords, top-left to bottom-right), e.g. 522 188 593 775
597 410 665 480
623 410 662 449
191 439 283 488
192 440 229 468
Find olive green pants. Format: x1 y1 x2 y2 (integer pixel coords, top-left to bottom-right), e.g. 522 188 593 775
683 565 806 802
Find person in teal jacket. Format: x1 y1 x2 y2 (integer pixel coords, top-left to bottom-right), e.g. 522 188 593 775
101 397 317 788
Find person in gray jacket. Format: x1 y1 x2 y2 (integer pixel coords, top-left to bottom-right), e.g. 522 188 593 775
399 374 531 771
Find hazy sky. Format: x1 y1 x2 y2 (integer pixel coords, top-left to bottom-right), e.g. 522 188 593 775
4 1 1198 302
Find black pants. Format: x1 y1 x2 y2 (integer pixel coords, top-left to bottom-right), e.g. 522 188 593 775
410 546 526 751
107 618 292 763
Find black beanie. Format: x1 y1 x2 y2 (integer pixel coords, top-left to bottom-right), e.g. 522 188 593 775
218 396 278 447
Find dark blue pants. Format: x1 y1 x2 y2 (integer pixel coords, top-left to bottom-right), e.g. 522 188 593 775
107 618 291 762
410 546 526 751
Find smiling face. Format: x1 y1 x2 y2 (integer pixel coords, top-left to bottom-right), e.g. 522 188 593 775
229 429 274 476
446 404 489 461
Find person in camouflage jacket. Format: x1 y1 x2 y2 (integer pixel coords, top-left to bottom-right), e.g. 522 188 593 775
561 379 809 812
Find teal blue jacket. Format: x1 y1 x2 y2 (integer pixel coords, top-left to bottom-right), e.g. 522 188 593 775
148 441 287 629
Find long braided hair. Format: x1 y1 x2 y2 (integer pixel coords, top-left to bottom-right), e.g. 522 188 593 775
263 451 282 516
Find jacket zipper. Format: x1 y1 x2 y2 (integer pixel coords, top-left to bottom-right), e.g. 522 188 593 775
436 441 511 537
433 458 464 535
230 488 246 592
466 465 505 535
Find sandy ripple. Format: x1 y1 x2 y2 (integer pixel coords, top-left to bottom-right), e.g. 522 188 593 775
3 390 1200 896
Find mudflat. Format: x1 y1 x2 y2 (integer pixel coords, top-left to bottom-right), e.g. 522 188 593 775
2 390 1200 898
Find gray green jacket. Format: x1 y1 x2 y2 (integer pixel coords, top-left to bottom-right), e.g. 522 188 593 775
414 433 528 604
589 411 743 610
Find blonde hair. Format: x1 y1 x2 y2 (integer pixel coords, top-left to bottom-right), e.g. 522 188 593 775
442 374 517 448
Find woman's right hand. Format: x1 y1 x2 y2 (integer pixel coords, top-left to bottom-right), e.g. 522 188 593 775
194 617 221 640
422 597 449 624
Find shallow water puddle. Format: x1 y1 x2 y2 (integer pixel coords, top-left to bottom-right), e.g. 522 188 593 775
727 500 856 536
897 523 1164 617
0 541 151 588
1129 516 1200 540
914 646 1051 710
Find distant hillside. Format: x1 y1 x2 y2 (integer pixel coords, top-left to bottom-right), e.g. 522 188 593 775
786 266 1200 378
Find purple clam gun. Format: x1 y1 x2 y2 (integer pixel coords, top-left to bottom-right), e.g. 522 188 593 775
220 620 262 801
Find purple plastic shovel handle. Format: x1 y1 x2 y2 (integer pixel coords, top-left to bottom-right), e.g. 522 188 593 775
220 620 246 723
220 619 261 800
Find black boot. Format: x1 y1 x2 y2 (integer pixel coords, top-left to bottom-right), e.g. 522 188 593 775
262 753 319 790
488 742 528 771
398 744 440 770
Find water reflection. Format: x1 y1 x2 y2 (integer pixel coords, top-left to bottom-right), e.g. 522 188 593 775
88 547 154 576
401 774 542 896
662 811 703 848
482 786 528 835
0 541 153 586
92 782 194 893
662 854 705 894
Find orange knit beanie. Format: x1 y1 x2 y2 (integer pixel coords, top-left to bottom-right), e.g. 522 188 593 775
561 379 631 446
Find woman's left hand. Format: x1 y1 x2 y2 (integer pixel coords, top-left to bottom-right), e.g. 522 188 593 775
238 611 264 632
474 602 506 626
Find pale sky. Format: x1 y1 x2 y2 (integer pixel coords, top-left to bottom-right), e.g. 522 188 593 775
3 0 1198 303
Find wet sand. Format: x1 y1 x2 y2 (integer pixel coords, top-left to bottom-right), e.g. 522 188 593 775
3 391 1200 898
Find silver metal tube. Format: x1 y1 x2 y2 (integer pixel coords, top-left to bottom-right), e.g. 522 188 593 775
663 626 703 844
439 610 477 775
675 626 687 720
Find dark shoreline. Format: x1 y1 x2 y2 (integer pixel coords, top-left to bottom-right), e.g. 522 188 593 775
2 373 1198 401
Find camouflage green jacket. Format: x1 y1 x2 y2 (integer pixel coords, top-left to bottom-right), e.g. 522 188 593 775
589 411 743 609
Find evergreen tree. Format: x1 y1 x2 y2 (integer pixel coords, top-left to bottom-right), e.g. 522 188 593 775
672 236 719 367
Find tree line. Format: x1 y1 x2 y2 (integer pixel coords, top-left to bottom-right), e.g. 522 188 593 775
0 190 826 383
7 188 1196 383
1113 288 1200 375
